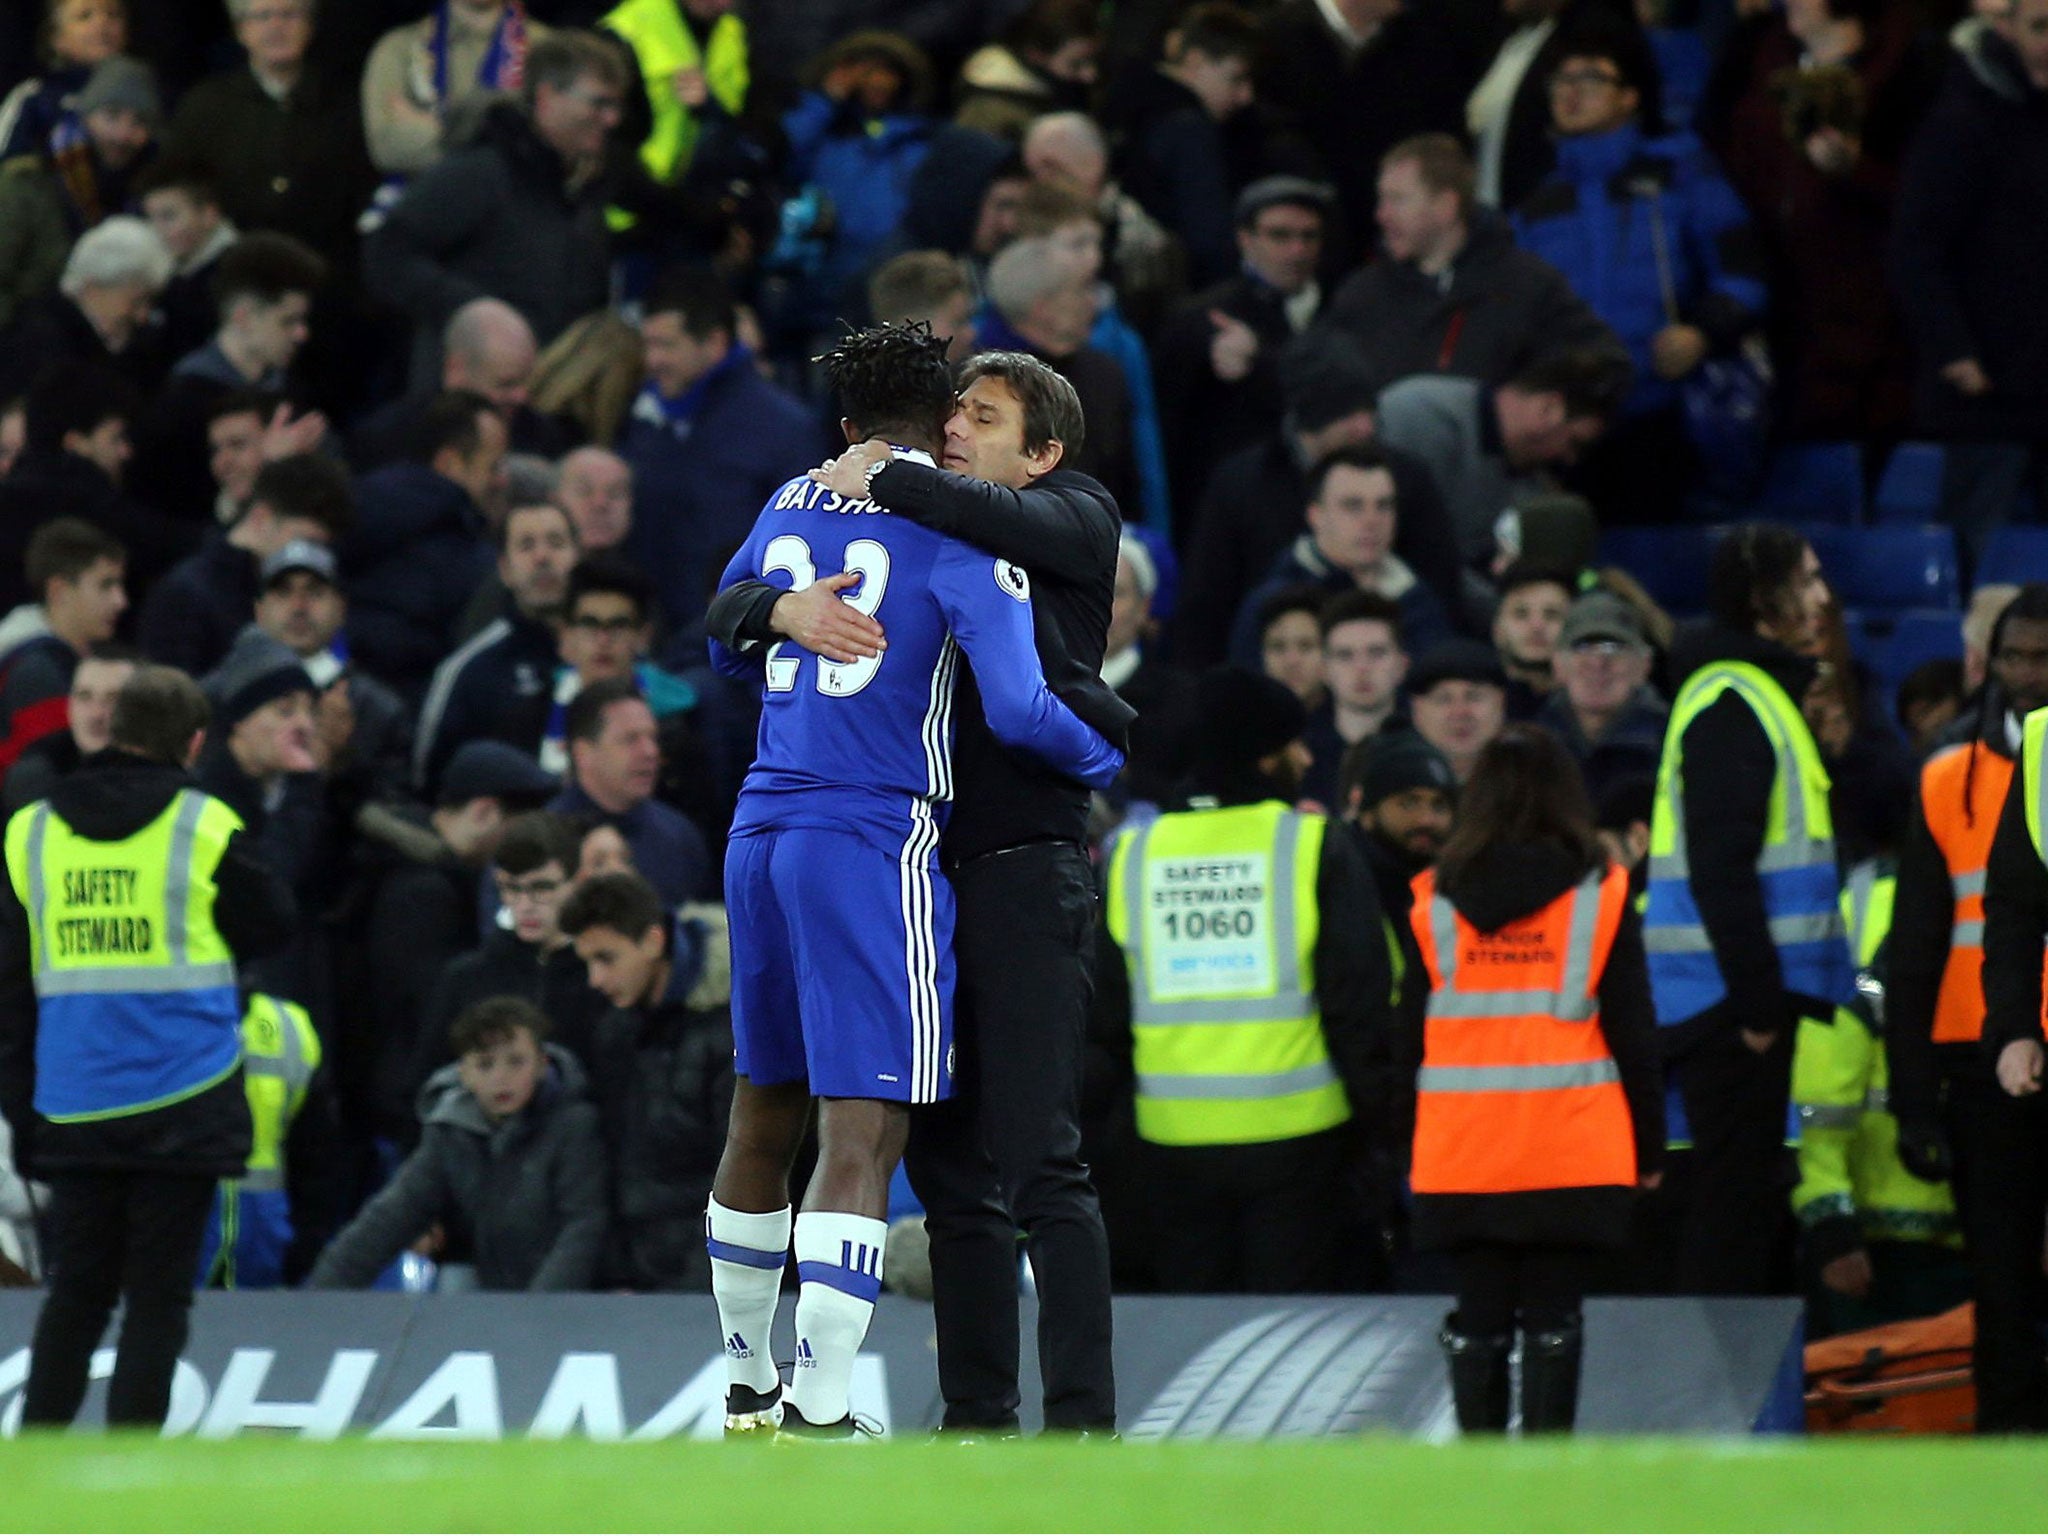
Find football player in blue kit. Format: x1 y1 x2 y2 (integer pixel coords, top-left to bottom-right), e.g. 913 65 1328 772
702 323 1125 1439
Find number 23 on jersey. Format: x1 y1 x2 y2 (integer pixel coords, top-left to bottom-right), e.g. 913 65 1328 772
761 533 891 698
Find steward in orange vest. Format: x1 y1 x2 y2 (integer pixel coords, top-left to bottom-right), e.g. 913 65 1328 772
1889 589 2048 1212
1399 727 1662 1435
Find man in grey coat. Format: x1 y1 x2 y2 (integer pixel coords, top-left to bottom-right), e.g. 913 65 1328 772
1375 348 1631 566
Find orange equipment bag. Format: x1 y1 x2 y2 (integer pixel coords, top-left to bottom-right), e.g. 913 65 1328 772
1803 1303 1975 1434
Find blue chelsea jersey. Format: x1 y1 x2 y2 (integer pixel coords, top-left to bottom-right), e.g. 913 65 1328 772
710 456 1123 849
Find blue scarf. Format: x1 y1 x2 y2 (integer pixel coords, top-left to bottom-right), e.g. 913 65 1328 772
430 0 529 100
540 661 697 774
630 342 754 440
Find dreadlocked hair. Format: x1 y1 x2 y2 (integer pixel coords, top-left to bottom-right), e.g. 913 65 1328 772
814 321 955 445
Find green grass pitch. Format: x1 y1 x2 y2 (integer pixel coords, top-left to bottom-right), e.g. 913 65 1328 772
0 1434 2039 1532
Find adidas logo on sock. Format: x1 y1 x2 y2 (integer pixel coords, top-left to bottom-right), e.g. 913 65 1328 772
726 1332 752 1360
794 1339 816 1371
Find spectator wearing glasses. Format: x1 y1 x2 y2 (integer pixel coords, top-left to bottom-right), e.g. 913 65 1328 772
1537 588 1668 803
1512 21 1765 520
1156 177 1336 513
413 811 606 1124
548 556 736 861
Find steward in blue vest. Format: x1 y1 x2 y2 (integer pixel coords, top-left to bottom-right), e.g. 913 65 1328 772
0 666 295 1429
1643 526 1854 1296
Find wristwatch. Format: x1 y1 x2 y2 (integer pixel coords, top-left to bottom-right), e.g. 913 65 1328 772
861 453 891 496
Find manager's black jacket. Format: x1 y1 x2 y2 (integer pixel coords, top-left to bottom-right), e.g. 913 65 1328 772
705 461 1135 862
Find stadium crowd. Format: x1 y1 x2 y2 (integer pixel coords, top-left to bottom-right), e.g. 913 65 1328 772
1 0 2046 1434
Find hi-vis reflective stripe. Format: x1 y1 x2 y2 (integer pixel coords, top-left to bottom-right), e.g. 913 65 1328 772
1426 870 1604 1023
1642 911 1846 954
32 963 236 995
1136 1061 1340 1100
1121 812 1311 1024
1416 1059 1622 1092
1949 866 1986 952
243 1005 311 1094
21 791 227 994
1844 861 1881 955
1798 1086 1893 1130
1648 670 1832 884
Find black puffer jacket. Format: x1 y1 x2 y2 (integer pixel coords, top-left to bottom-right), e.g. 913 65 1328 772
0 751 296 1176
306 1044 607 1291
587 910 734 1291
1399 843 1663 1251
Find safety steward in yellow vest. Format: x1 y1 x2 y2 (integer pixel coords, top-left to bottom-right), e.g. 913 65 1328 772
1792 860 1966 1340
196 993 323 1290
1888 587 2048 1254
1402 725 1662 1436
0 666 295 1430
601 0 748 229
1098 669 1391 1294
1970 690 2048 1431
1643 525 1855 1297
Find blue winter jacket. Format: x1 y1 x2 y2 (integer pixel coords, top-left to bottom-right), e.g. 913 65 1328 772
1512 123 1765 417
779 91 934 330
617 353 833 645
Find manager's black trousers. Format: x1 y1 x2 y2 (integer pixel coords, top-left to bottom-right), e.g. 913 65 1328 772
905 842 1117 1432
22 1170 217 1429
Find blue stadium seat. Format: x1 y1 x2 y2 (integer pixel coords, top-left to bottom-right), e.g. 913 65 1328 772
1800 524 1959 612
1596 525 1723 616
1845 609 1964 725
1979 525 2048 586
1752 442 1865 525
1844 607 1963 683
1873 442 1946 526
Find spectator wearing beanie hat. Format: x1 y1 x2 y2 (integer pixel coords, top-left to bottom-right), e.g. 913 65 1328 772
1336 729 1458 1103
1406 639 1508 783
1095 667 1394 1292
0 55 162 328
195 629 340 1014
1174 330 1463 667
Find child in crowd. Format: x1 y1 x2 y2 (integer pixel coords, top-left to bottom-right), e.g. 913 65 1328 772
306 996 606 1292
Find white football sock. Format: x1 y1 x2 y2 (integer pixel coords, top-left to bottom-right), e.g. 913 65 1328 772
786 1211 887 1426
706 1199 791 1396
